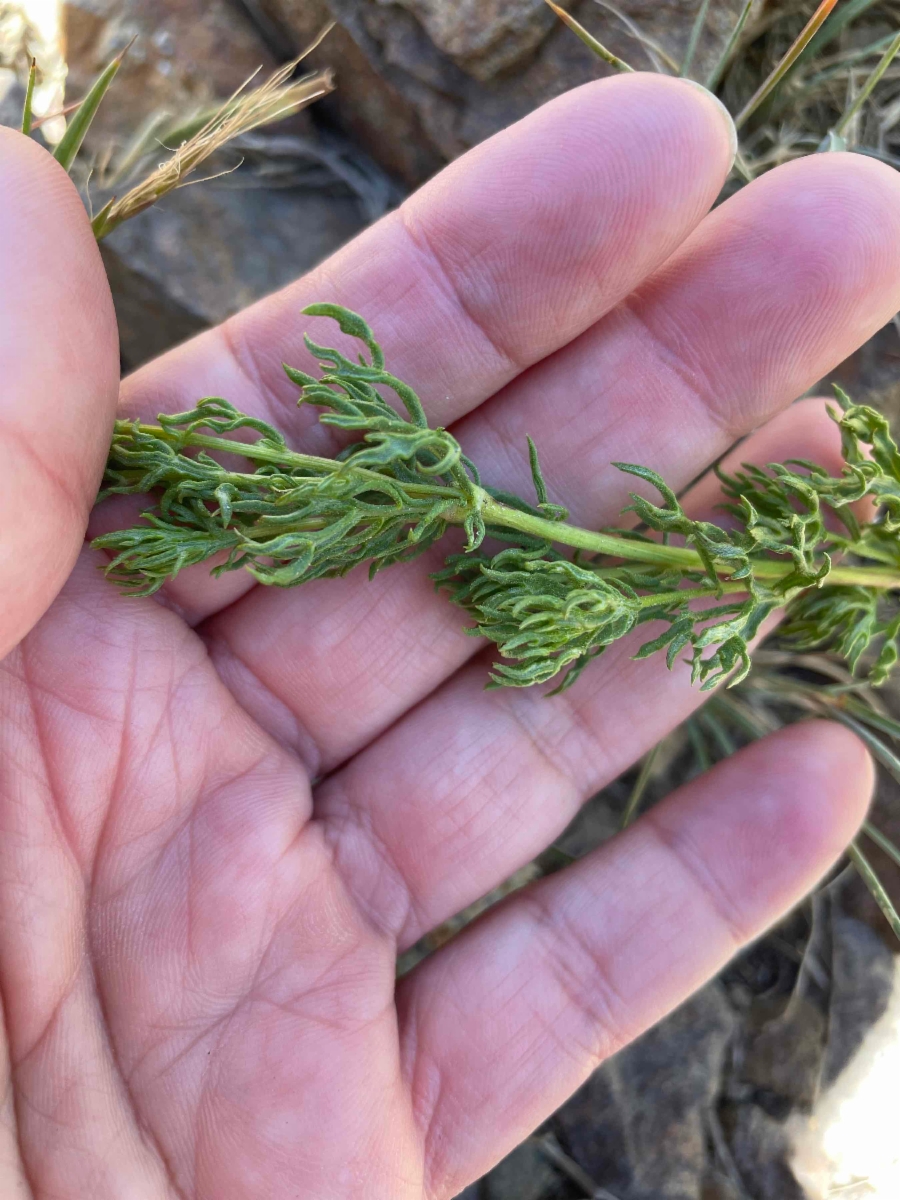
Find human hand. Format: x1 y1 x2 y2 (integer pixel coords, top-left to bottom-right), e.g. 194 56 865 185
1 73 898 1199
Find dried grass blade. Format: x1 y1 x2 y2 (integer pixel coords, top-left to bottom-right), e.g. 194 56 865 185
801 31 897 93
543 0 634 72
29 99 82 132
591 0 679 73
734 0 839 130
92 57 335 239
687 717 712 774
106 110 173 187
838 696 900 742
804 0 884 64
830 711 900 786
621 742 660 829
699 707 736 757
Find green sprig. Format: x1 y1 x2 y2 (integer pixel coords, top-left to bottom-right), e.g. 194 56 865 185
95 305 900 694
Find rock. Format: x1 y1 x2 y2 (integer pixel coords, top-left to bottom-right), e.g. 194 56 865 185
249 0 444 186
255 0 752 184
62 0 291 151
823 913 895 1084
554 982 738 1199
728 1105 806 1200
386 0 555 81
101 167 366 368
60 0 395 368
789 968 900 1200
482 1141 559 1200
741 993 828 1113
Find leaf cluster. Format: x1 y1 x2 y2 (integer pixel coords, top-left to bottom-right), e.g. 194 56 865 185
95 307 900 698
95 306 482 595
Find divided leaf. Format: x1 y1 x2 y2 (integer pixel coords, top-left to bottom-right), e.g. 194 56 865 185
94 312 900 697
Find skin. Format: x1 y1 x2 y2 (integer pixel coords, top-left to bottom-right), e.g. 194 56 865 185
0 72 897 1198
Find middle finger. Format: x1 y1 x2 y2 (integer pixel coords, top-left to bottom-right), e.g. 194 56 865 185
203 153 900 776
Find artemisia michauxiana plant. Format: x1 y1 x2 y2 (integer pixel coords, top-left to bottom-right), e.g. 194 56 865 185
94 305 900 700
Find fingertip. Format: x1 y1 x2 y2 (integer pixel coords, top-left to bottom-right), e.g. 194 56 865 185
774 719 874 859
567 71 738 164
785 151 900 285
737 152 900 358
649 720 874 940
640 147 900 432
400 70 739 368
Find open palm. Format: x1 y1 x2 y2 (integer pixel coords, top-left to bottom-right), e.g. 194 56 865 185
1 74 898 1199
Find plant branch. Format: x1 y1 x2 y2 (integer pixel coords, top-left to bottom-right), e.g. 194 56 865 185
128 420 900 593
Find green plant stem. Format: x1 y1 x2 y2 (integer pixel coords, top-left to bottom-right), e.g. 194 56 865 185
21 58 36 136
705 0 753 90
129 421 900 593
680 0 712 78
128 424 460 498
833 30 900 139
543 0 635 72
621 743 660 828
477 496 900 589
848 842 900 940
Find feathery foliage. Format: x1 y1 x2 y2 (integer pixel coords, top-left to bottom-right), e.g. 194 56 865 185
96 306 900 698
97 306 483 592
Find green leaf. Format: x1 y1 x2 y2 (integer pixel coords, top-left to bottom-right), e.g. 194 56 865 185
21 57 36 136
848 842 900 944
680 0 712 79
93 308 900 704
53 41 132 173
705 0 753 90
863 822 900 870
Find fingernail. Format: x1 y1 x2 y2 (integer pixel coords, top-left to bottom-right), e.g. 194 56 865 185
683 79 739 168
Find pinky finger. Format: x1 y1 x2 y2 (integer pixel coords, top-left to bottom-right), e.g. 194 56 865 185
398 721 873 1199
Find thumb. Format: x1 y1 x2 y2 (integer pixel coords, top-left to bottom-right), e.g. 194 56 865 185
0 128 118 659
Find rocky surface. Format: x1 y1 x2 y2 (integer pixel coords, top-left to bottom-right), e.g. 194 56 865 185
99 172 367 368
451 898 895 1199
556 983 738 1199
63 0 287 149
0 0 771 368
255 0 752 184
54 0 396 367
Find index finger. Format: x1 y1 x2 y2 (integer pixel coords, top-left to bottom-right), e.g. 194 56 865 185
114 73 736 619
